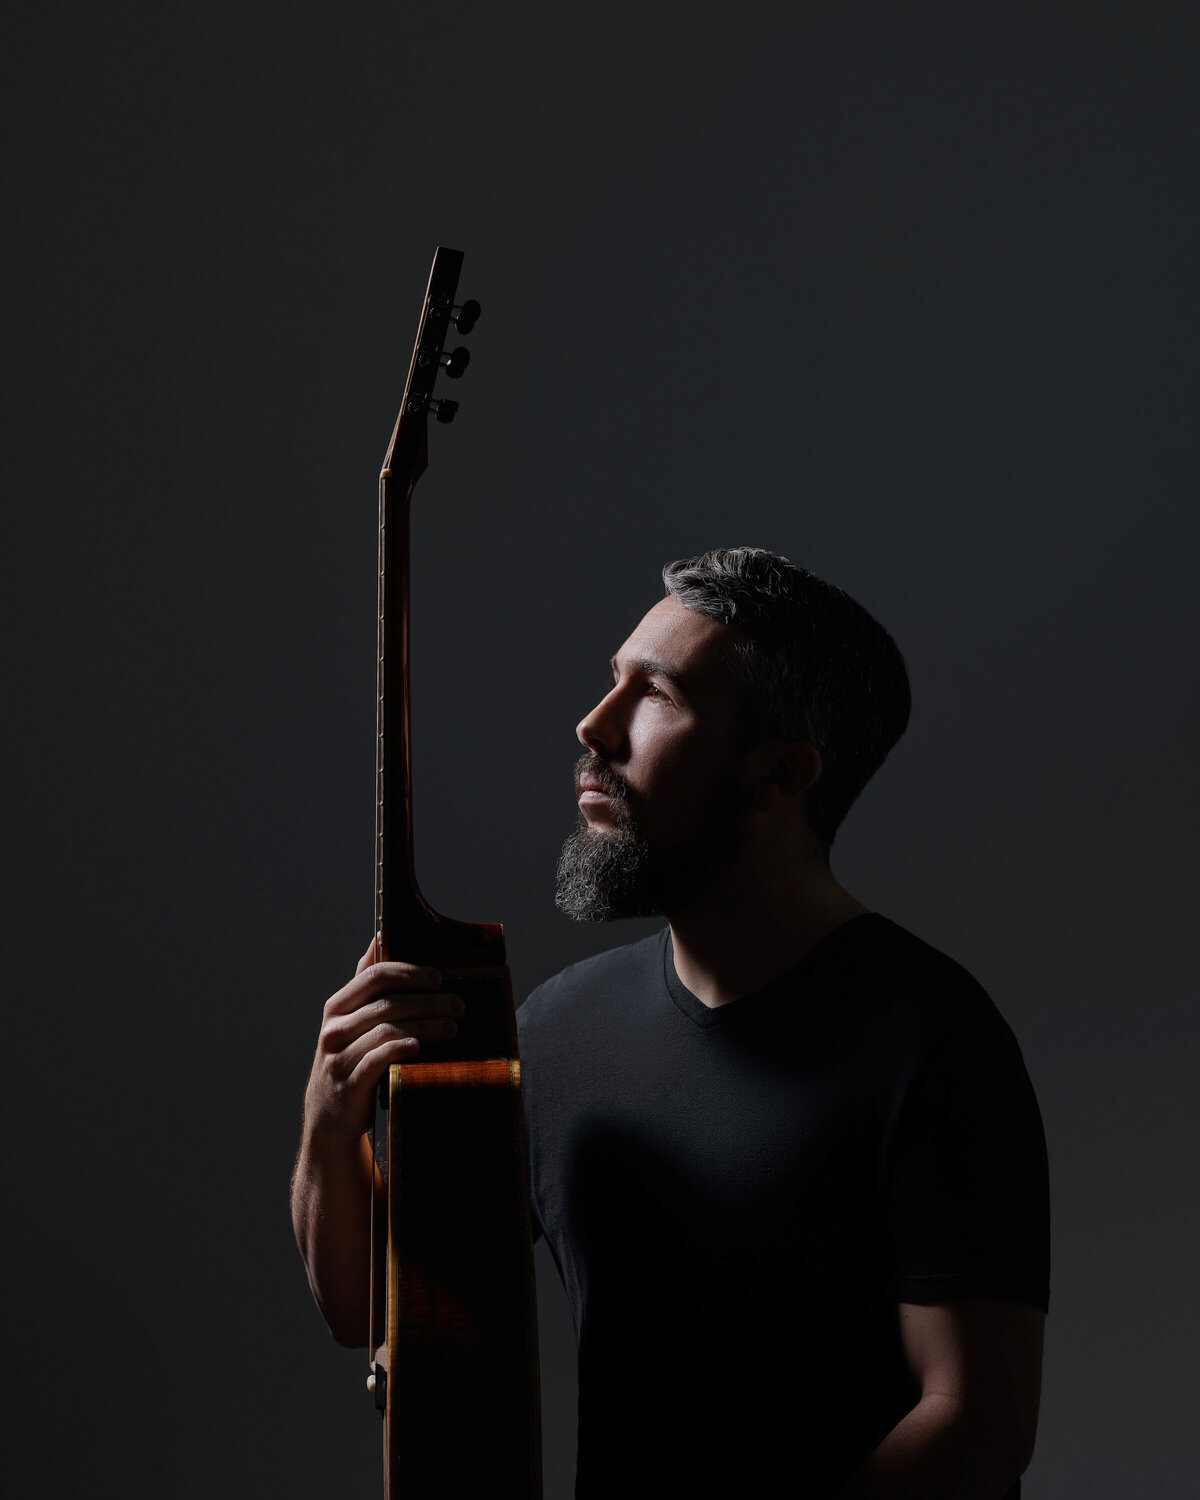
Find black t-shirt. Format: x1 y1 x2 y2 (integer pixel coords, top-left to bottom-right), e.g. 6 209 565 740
517 914 1050 1499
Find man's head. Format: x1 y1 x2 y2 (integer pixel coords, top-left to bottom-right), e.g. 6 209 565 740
555 547 911 922
661 547 911 848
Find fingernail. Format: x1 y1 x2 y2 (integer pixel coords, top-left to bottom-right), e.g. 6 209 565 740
448 996 466 1017
442 1018 458 1036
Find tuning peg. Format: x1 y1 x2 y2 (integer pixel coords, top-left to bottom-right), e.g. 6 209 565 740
440 346 471 379
430 398 458 424
452 299 480 334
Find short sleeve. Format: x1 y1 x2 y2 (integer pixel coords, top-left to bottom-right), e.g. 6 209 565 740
887 1005 1050 1312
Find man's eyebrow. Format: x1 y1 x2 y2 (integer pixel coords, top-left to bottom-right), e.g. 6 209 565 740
609 654 691 691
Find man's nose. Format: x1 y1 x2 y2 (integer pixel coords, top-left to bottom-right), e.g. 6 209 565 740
576 687 625 757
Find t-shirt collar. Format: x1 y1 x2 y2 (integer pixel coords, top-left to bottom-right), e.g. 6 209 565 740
660 912 884 1028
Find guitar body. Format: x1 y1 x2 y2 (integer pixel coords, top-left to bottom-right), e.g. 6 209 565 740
367 248 541 1498
380 966 541 1499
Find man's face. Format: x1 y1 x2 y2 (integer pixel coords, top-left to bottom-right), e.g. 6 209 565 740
555 596 750 921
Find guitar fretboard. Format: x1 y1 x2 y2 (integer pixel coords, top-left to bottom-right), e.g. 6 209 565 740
372 246 465 961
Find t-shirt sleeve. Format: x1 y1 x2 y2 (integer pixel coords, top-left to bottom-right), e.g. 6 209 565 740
886 1002 1050 1312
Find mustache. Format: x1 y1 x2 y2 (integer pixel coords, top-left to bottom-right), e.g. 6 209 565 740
573 752 630 801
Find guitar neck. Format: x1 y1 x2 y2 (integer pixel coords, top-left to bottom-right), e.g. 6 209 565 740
372 247 504 969
374 464 418 952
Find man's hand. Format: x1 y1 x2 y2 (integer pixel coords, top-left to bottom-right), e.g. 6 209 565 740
292 937 466 1346
303 935 466 1140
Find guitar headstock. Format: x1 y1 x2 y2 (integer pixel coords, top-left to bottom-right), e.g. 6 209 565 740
380 245 480 488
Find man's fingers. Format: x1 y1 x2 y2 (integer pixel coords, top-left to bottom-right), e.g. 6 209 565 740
324 993 463 1049
345 1035 423 1095
326 961 444 1017
333 1017 459 1082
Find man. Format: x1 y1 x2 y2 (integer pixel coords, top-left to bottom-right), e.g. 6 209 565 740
292 547 1049 1499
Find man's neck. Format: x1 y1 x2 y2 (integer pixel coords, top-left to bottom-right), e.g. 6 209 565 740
666 853 869 1009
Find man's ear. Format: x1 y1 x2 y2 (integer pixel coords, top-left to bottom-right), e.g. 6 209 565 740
742 741 822 809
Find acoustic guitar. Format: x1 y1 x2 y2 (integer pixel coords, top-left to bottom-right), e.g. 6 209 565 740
366 246 541 1499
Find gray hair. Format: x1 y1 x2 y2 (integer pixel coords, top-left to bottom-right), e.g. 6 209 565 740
662 547 910 846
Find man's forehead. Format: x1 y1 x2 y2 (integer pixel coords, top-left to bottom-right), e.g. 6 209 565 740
613 596 738 682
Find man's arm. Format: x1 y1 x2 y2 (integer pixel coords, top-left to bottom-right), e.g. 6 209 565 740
290 937 464 1346
837 1300 1045 1500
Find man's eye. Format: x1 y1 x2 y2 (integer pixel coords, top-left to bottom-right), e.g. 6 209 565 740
646 683 665 700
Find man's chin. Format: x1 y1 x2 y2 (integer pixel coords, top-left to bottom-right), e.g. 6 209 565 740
554 822 662 923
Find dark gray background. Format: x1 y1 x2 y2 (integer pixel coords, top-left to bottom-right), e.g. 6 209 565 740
5 3 1197 1496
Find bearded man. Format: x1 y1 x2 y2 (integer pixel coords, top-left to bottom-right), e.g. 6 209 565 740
292 547 1050 1500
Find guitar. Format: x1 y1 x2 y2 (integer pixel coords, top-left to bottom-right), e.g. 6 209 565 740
367 247 541 1499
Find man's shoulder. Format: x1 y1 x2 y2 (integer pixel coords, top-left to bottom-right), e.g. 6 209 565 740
854 914 1021 1052
860 914 988 995
517 928 666 1033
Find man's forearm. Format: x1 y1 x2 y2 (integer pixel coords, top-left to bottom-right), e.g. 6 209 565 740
836 1392 1029 1500
291 1124 377 1347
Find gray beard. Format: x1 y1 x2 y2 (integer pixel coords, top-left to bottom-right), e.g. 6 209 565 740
554 820 666 921
554 785 748 923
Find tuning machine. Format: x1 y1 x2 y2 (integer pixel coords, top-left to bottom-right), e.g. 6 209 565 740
439 346 470 379
451 298 480 334
430 398 459 424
